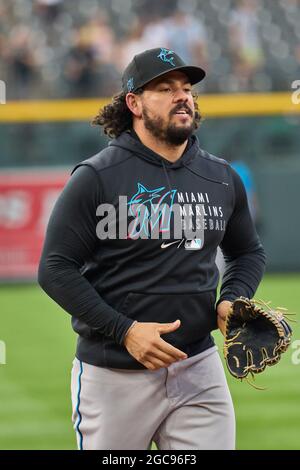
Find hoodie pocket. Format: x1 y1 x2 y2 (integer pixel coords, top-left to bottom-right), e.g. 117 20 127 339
120 291 217 347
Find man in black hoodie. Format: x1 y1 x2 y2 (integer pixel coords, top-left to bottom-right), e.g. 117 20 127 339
38 47 266 450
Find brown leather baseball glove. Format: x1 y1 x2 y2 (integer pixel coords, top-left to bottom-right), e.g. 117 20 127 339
223 297 293 383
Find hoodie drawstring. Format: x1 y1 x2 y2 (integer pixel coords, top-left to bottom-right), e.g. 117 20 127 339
162 160 226 189
182 162 227 186
161 160 173 192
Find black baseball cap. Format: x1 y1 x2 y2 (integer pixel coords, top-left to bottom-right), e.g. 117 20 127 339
122 47 206 93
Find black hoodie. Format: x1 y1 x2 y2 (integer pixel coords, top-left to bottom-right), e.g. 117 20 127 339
38 131 266 369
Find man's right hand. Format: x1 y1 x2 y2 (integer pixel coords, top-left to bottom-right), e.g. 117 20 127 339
123 320 188 370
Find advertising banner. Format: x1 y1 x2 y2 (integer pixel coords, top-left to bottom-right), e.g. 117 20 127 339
0 170 68 280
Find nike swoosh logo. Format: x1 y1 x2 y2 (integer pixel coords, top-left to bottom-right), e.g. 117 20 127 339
161 240 181 249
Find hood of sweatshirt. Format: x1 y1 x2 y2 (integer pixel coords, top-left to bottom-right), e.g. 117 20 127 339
109 130 197 168
109 130 200 192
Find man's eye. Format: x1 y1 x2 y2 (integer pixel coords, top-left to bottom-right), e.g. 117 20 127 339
158 87 192 93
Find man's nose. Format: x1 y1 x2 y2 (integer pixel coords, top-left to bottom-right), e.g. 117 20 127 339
173 88 189 102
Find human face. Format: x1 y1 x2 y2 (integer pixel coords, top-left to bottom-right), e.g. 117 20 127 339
140 71 195 146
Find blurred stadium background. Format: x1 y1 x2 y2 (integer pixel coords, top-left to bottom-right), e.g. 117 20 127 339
0 0 300 450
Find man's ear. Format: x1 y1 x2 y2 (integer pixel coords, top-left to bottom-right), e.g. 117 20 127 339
125 93 142 118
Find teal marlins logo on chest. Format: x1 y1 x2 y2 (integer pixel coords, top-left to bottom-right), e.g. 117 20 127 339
128 183 177 238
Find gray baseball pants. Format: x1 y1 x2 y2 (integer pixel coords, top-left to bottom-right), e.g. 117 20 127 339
70 346 235 450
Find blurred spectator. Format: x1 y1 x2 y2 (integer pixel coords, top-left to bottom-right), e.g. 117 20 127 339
121 10 208 77
63 29 99 97
228 0 264 91
34 0 63 22
63 12 120 97
120 18 160 70
80 12 117 64
161 10 208 68
5 25 39 99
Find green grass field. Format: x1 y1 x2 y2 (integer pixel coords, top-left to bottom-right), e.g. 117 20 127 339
0 274 299 450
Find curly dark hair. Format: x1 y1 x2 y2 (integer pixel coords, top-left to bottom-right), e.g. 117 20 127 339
92 90 202 139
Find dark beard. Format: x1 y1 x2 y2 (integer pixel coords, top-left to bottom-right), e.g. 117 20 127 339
142 107 195 146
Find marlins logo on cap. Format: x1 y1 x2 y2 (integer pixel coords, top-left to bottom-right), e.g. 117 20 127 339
157 48 176 67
